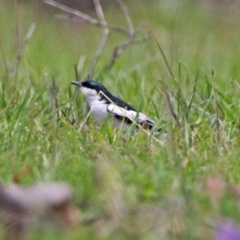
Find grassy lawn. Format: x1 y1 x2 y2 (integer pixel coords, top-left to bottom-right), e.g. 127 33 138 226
1 1 240 239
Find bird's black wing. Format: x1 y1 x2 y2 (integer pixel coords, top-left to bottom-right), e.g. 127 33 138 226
99 91 136 124
101 91 136 111
101 91 159 130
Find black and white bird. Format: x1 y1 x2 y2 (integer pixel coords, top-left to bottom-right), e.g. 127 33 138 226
71 80 160 132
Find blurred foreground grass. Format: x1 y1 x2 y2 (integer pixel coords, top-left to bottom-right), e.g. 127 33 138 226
1 0 240 239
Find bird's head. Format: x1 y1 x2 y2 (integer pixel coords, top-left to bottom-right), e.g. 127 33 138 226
71 80 107 99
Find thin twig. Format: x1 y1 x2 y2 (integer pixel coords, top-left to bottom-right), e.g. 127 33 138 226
116 0 134 35
45 0 150 75
45 0 129 35
55 14 129 35
135 22 148 34
89 0 110 77
45 0 99 25
127 35 151 45
108 33 151 70
107 0 149 70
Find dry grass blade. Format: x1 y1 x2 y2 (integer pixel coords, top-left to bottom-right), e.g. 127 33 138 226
187 71 199 117
11 0 36 79
160 81 181 128
231 79 240 91
61 110 75 126
77 56 86 79
11 23 36 78
152 33 176 85
0 40 9 75
14 0 20 63
212 70 220 144
50 78 59 125
77 104 94 132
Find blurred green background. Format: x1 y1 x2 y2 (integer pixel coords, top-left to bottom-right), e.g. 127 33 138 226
1 0 240 239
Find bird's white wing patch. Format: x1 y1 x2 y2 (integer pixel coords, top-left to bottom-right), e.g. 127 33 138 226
107 104 155 126
137 112 155 125
107 104 137 120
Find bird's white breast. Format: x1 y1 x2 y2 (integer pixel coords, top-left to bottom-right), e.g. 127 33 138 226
80 87 109 125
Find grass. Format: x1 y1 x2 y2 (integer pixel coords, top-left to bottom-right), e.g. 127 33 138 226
1 0 240 239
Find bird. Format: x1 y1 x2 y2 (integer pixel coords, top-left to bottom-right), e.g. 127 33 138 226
71 80 161 133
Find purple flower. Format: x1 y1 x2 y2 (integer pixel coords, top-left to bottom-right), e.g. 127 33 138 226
215 221 240 240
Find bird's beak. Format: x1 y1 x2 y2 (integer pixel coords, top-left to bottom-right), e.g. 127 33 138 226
71 81 82 87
